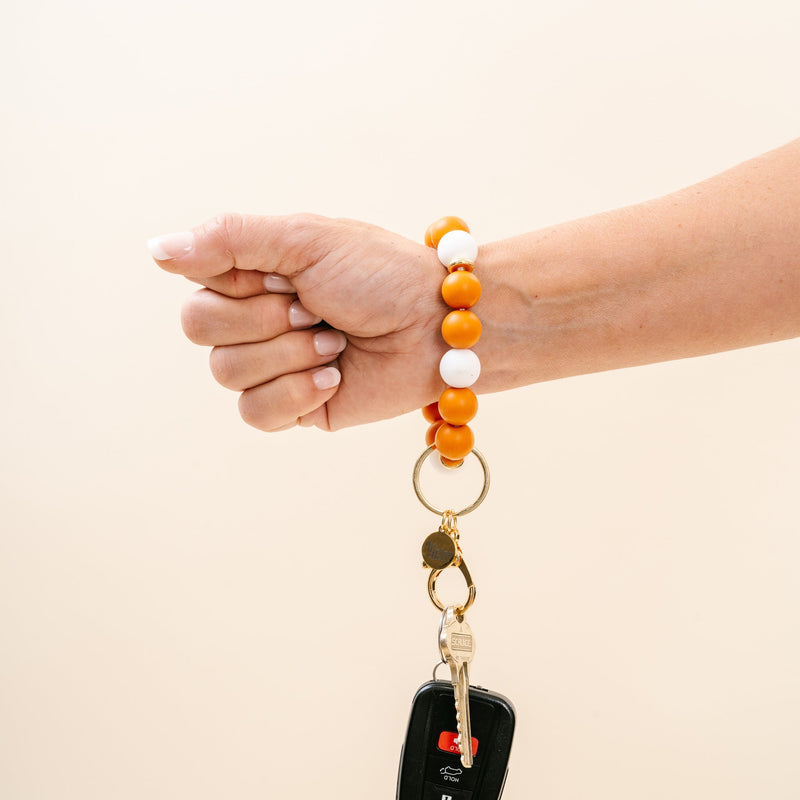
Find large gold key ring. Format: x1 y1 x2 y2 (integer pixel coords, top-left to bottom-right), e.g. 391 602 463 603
412 446 491 517
427 558 476 616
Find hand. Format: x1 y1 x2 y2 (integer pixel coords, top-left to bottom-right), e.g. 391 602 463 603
150 213 447 431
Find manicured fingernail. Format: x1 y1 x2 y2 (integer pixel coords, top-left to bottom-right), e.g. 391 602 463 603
264 273 295 293
314 330 347 356
147 231 195 260
312 366 341 391
289 300 322 328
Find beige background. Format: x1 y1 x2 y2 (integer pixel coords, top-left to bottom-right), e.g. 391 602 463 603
2 0 799 798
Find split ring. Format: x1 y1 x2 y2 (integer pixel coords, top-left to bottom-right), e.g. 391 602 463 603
412 446 490 517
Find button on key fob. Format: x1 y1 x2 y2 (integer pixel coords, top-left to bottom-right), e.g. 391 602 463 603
396 680 515 800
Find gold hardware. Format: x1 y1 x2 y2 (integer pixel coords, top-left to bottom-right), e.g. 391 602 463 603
412 446 490 517
422 529 460 570
427 558 476 616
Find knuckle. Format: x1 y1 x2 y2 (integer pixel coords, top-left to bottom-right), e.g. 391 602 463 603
283 212 324 235
200 212 248 266
237 374 311 432
208 347 238 389
237 389 267 430
280 213 334 265
204 211 246 241
238 388 298 433
180 294 209 344
279 373 310 411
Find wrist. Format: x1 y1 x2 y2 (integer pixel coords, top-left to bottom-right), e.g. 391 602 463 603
476 216 653 392
475 235 552 393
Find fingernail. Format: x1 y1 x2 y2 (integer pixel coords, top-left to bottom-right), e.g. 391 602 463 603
147 231 195 260
314 330 347 356
289 300 322 328
312 366 341 391
263 273 295 293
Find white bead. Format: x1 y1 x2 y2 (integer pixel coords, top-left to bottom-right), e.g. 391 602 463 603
437 230 478 268
439 349 481 388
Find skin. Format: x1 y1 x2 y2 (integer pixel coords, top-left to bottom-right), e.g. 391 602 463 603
150 139 800 432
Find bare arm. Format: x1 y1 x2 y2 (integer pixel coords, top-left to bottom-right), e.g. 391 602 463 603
150 140 800 431
478 139 800 392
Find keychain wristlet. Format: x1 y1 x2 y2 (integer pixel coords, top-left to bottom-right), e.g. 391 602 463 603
416 216 488 618
396 218 515 794
396 218 514 798
421 215 482 468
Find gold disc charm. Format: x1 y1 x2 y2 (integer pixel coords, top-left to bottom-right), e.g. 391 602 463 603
422 530 459 570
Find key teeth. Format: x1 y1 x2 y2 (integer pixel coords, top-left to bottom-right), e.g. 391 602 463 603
455 703 471 763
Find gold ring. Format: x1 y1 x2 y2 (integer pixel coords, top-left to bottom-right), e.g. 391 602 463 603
427 558 476 616
412 445 490 517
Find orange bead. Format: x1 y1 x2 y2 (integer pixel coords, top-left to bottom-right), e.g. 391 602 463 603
422 402 442 423
442 271 481 309
448 262 473 273
441 310 482 348
435 423 475 460
439 456 464 469
425 420 444 446
438 388 478 426
424 216 470 249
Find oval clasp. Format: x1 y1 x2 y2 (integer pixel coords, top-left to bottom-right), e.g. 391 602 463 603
427 558 476 616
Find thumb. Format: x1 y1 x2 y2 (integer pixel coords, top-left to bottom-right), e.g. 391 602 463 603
147 212 331 279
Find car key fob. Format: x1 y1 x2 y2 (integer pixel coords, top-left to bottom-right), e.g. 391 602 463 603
396 680 516 800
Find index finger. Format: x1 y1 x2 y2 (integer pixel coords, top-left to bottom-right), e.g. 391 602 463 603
186 270 298 299
147 212 332 279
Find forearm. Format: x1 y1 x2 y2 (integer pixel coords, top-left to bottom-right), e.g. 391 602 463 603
479 139 800 391
153 140 800 431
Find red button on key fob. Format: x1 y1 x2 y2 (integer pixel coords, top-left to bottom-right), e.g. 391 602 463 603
437 731 479 757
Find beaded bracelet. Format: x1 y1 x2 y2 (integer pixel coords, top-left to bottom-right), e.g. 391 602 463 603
422 216 482 468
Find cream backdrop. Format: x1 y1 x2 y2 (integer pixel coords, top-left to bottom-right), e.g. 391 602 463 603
2 0 799 798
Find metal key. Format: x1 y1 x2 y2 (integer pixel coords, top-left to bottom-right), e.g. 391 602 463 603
438 605 476 768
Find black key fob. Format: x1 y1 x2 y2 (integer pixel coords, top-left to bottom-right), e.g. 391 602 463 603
396 680 516 800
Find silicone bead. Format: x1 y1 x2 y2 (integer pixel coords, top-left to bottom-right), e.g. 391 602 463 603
442 310 482 348
425 420 444 446
425 216 470 249
435 422 475 460
442 271 481 309
437 230 478 268
438 387 478 426
422 402 442 423
439 349 481 388
422 216 479 467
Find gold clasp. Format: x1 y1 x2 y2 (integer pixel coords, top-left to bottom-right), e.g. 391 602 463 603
427 558 476 617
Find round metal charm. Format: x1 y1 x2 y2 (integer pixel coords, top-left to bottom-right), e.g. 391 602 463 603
421 529 458 570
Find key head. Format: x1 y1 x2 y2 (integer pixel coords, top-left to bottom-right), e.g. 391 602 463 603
439 606 476 668
395 680 516 800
